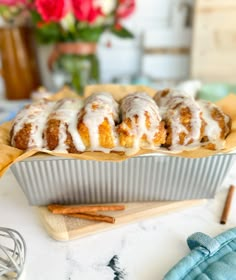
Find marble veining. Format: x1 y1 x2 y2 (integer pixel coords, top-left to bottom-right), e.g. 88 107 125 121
108 255 127 280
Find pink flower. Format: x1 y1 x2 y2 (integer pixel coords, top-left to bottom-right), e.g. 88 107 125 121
35 0 69 22
116 0 135 18
0 0 26 5
71 0 102 23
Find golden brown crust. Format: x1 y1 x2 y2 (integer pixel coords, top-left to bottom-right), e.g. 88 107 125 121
77 110 90 148
77 104 117 150
12 123 31 150
118 113 166 148
45 119 81 153
65 128 79 153
11 93 232 153
164 107 205 147
211 108 231 139
98 118 115 149
201 138 216 150
45 119 60 150
154 121 166 145
78 118 115 149
200 104 232 149
117 117 134 148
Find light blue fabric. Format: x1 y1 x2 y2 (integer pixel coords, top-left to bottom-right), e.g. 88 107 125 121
187 232 220 255
164 228 236 280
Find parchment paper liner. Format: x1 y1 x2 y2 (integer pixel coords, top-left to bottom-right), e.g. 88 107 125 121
0 85 236 177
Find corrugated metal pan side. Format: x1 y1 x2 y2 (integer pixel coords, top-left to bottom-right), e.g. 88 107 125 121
11 154 236 205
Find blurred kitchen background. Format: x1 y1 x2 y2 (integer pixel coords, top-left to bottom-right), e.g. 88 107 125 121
1 0 236 118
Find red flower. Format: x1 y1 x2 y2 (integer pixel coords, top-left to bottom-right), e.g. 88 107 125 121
36 0 69 22
116 0 135 18
36 0 102 23
71 0 102 23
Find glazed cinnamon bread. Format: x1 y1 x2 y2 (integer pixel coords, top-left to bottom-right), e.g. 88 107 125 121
10 89 231 153
118 92 166 151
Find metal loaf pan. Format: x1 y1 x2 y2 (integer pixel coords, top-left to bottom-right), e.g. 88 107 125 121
10 153 236 206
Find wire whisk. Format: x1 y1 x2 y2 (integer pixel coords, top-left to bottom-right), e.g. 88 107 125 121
0 227 26 279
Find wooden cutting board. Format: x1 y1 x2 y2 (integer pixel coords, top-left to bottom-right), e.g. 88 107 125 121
38 200 205 241
191 0 236 82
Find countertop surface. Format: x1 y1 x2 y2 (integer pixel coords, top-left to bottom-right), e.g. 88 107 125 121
1 162 236 280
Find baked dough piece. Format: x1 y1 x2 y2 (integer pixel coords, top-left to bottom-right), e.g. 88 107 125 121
118 92 166 151
77 92 120 152
10 90 231 153
198 100 231 150
11 99 55 150
154 89 205 150
44 98 85 153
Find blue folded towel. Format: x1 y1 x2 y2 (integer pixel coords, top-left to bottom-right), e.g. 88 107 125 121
164 228 236 280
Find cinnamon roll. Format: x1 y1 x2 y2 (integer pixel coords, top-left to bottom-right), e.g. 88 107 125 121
154 89 205 150
11 99 55 150
198 100 231 150
10 90 232 153
77 92 120 152
118 92 166 151
44 98 84 153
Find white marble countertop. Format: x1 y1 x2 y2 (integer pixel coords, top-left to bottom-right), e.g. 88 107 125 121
0 161 236 280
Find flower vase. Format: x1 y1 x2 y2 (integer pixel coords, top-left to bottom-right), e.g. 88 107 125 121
48 42 99 95
0 25 41 100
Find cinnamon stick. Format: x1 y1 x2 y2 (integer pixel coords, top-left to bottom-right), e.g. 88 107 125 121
48 204 125 214
220 185 235 224
66 212 115 224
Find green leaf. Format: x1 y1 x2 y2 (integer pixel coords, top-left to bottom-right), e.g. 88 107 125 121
75 26 105 42
30 10 42 24
35 22 63 44
111 26 134 39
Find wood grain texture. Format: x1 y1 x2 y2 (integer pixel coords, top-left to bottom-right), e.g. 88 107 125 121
191 0 236 82
38 200 205 241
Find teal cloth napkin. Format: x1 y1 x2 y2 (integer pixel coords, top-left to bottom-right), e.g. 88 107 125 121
164 228 236 280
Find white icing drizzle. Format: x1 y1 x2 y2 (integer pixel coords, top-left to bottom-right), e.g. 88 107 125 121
155 89 202 150
154 89 190 115
11 99 56 149
82 92 119 152
197 100 230 149
11 91 230 154
46 98 85 152
120 92 163 151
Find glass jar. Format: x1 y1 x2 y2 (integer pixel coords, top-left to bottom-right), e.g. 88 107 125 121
48 42 99 95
